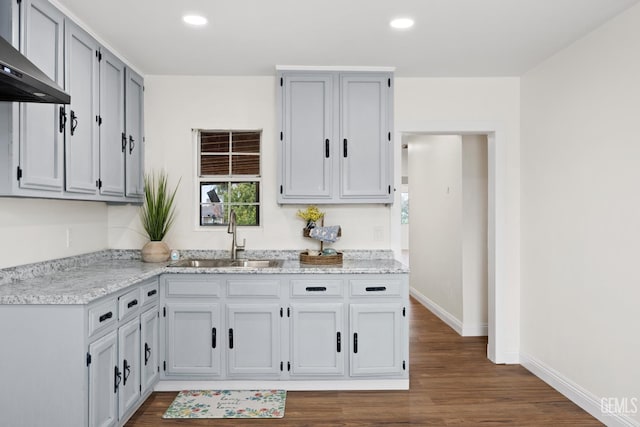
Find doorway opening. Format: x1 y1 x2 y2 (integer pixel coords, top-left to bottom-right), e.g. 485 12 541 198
391 125 506 364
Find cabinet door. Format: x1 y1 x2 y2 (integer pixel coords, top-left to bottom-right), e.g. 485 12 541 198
88 330 118 427
290 303 344 376
124 68 144 198
64 20 99 194
350 303 404 376
279 73 333 202
118 317 140 420
98 49 126 197
340 74 392 201
227 303 281 376
18 0 64 192
165 302 221 376
140 306 159 395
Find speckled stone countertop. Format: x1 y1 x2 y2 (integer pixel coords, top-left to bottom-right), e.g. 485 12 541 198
0 250 409 305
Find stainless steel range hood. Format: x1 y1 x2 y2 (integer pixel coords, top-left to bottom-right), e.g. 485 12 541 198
0 35 70 104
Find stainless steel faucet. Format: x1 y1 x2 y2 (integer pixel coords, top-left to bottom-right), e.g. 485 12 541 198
227 209 246 260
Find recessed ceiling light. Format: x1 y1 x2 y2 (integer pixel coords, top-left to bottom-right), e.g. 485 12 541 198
183 14 208 26
390 18 414 30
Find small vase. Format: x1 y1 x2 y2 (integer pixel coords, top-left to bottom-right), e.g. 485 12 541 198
141 241 171 263
305 220 316 230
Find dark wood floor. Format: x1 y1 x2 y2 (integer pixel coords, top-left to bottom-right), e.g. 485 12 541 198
126 298 601 426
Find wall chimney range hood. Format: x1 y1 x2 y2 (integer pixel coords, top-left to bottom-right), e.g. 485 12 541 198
0 36 70 104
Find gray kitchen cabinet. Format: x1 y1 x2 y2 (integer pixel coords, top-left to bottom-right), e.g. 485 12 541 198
98 50 126 197
277 69 394 204
349 303 405 376
140 306 160 395
279 73 333 200
339 74 392 200
289 302 345 376
0 0 144 203
88 329 118 427
226 303 282 376
164 302 222 376
125 68 144 198
117 316 141 420
348 278 408 376
64 20 100 195
0 0 65 196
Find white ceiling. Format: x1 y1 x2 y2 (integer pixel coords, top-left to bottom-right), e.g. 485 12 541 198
55 0 639 77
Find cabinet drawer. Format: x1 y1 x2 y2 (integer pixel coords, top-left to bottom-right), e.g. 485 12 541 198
88 298 117 337
118 287 141 320
350 279 402 297
291 280 343 297
227 280 280 297
166 277 221 297
140 280 159 306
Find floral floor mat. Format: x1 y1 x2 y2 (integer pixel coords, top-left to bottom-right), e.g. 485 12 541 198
163 390 286 419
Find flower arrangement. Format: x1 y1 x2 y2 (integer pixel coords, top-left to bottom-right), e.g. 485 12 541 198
296 205 324 225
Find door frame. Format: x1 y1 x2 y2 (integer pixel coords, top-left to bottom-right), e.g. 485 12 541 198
391 122 508 364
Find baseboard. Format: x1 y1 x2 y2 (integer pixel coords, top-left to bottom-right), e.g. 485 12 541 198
410 287 463 335
520 353 639 427
462 322 488 337
155 379 410 392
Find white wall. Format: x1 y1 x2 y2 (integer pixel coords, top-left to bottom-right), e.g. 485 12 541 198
461 135 488 335
521 3 640 424
409 135 463 320
0 198 107 268
108 76 393 252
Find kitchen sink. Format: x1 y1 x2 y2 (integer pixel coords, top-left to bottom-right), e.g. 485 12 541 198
168 259 284 268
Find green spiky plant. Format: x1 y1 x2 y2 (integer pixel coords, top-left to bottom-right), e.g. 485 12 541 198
140 171 180 241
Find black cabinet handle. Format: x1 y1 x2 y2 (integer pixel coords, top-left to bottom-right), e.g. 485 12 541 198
343 139 348 157
147 289 157 297
70 110 78 135
305 286 327 292
365 286 387 292
325 139 330 158
229 328 234 349
121 132 127 152
99 311 113 323
337 332 341 353
129 135 135 154
212 328 217 349
127 299 138 309
59 106 66 133
114 366 121 393
144 343 151 365
353 332 358 353
123 359 130 386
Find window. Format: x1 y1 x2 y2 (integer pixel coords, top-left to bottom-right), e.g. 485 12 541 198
400 192 409 224
198 130 261 226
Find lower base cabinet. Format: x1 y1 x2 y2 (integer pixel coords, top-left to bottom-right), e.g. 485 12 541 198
88 330 118 427
290 303 345 376
160 273 408 384
164 302 221 376
349 303 405 376
226 303 281 376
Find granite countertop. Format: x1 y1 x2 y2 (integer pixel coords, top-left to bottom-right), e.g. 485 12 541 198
0 250 409 305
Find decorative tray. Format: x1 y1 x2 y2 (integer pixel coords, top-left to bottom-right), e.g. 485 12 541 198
299 251 343 265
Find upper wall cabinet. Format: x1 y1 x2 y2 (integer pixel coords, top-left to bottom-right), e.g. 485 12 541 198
0 0 144 203
277 69 394 204
124 68 144 198
64 20 100 195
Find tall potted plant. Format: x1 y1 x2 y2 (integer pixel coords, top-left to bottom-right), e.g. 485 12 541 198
140 170 180 262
